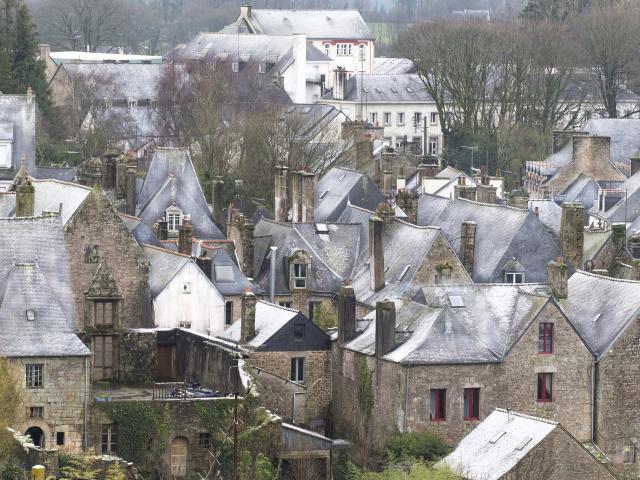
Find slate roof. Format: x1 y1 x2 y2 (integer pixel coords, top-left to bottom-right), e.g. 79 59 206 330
323 74 435 103
344 283 552 364
417 195 568 281
315 167 385 222
562 271 640 359
583 229 611 262
373 57 415 75
202 245 259 295
562 174 600 208
142 244 193 298
136 148 224 239
0 216 89 357
588 171 640 222
528 199 562 237
439 409 558 480
253 219 361 295
240 9 373 40
0 94 36 181
120 213 163 248
221 301 300 348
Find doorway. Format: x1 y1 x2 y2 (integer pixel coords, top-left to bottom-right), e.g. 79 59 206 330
25 426 44 448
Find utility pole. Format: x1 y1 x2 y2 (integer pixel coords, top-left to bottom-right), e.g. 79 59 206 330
460 145 479 172
233 391 238 480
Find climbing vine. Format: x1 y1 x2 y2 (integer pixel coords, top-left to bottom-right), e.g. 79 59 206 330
359 356 374 419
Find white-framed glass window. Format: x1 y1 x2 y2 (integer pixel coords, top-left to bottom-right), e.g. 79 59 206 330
324 43 330 56
397 112 405 125
0 142 12 169
293 263 307 288
290 357 305 382
336 43 352 56
383 112 391 125
26 364 43 388
358 44 365 62
429 137 438 155
370 112 378 124
430 112 438 124
414 112 422 125
232 61 239 72
505 272 524 284
166 208 183 233
127 97 137 108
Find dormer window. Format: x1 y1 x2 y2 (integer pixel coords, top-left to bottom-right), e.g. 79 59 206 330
166 207 183 234
503 258 525 284
232 61 239 73
293 264 307 288
505 272 524 284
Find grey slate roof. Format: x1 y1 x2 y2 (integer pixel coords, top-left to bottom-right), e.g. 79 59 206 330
562 174 600 208
417 194 568 281
588 171 640 222
373 58 415 75
121 213 163 248
240 9 373 40
323 74 435 103
563 271 640 359
315 167 385 222
0 94 36 181
528 199 562 237
203 246 259 295
0 216 89 357
344 283 552 364
253 219 360 295
136 148 224 239
142 244 192 298
439 409 558 480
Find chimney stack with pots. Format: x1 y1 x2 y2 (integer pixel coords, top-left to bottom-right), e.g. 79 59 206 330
211 177 224 227
338 285 356 345
178 221 193 255
274 165 289 222
126 164 137 215
547 257 568 300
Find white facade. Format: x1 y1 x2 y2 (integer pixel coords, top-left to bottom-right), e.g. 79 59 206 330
312 40 374 79
152 261 226 336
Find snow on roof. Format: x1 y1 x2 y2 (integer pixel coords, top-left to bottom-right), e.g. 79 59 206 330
221 301 300 348
50 51 162 64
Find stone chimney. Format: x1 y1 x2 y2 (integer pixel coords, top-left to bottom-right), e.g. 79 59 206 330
125 165 137 215
240 289 257 343
560 202 584 269
369 215 385 291
338 285 356 345
395 190 418 224
476 184 497 204
227 207 255 277
453 176 477 201
291 171 315 223
15 177 35 218
573 136 611 175
375 300 396 359
240 4 252 19
101 152 118 189
382 171 393 198
115 155 128 199
157 219 168 241
547 258 568 300
39 43 50 61
333 67 348 101
211 176 224 227
460 221 477 276
178 221 193 255
290 171 302 223
196 252 212 279
631 155 640 177
274 165 289 222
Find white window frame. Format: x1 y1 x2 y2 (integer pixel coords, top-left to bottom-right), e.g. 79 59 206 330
293 263 307 289
430 112 438 125
414 112 422 125
166 209 182 232
370 112 378 125
397 112 405 126
324 43 330 56
383 112 391 125
336 43 352 56
505 272 524 284
291 357 305 382
429 137 438 155
26 364 43 388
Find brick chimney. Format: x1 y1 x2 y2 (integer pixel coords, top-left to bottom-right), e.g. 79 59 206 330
240 290 257 343
211 176 224 227
125 165 137 215
560 202 584 269
227 207 255 277
178 221 193 255
547 258 568 300
333 67 347 101
274 165 289 222
460 221 477 276
369 215 385 291
572 136 611 176
375 300 396 359
338 285 356 345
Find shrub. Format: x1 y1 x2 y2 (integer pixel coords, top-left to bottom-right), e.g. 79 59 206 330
385 431 451 463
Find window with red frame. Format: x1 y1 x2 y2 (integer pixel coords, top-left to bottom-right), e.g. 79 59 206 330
464 388 480 420
538 323 554 354
430 389 446 421
537 373 553 402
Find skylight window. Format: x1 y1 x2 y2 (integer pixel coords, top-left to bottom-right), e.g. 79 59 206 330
26 310 35 321
315 223 329 234
320 190 329 199
375 87 382 93
215 265 235 282
489 431 506 444
398 265 411 281
449 295 464 308
406 87 413 93
338 174 347 182
515 437 532 451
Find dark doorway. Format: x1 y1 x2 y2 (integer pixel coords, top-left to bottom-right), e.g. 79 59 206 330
25 426 44 448
157 345 173 381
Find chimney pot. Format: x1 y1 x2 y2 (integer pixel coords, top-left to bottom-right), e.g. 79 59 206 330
178 222 193 255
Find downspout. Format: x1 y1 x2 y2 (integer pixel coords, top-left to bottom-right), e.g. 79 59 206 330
592 357 600 444
269 246 277 303
403 364 411 433
84 355 89 451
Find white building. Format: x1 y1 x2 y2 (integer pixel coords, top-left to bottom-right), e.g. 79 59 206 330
321 72 444 155
143 245 226 336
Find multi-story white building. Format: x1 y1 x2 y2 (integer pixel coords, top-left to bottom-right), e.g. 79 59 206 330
321 72 444 155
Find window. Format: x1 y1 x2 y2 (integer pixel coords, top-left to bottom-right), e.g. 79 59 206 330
324 43 330 56
412 136 423 154
0 142 12 169
26 364 43 388
104 97 112 109
167 211 182 232
464 388 480 420
414 112 422 125
197 432 211 448
505 272 524 284
94 336 114 380
56 432 65 446
291 357 304 382
358 44 365 62
430 112 438 124
232 61 239 72
397 112 405 125
101 425 117 454
279 301 292 308
538 323 554 354
336 43 352 56
383 112 391 125
26 310 35 321
430 389 446 421
293 263 307 288
127 97 137 108
293 323 305 340
537 373 553 402
29 406 43 418
370 112 378 125
258 63 266 74
225 301 233 325
149 97 158 107
428 137 438 155
94 301 115 326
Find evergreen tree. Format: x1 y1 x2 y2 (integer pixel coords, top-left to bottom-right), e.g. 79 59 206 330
520 0 591 22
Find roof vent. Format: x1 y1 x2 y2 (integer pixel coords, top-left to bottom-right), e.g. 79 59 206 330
25 310 36 321
320 190 329 199
515 437 532 451
338 174 347 182
448 294 464 308
398 265 411 281
489 431 506 444
315 222 329 234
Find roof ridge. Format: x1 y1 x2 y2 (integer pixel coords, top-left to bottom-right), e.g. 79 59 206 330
142 243 191 258
575 268 640 284
456 196 529 212
30 177 92 191
493 408 559 425
118 212 141 220
258 299 300 314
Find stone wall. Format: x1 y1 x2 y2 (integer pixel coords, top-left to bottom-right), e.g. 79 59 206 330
11 356 88 453
119 330 157 384
250 350 332 425
413 233 471 284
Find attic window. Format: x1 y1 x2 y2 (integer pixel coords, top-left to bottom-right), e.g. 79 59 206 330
398 265 411 281
127 97 137 108
515 437 532 451
26 310 36 321
505 272 524 284
232 61 239 72
489 431 506 444
215 265 235 282
390 87 397 93
315 223 329 234
449 295 464 308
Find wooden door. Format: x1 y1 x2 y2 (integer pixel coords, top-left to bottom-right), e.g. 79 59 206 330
156 345 173 381
170 437 188 477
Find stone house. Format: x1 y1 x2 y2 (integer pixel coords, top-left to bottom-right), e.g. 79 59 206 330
221 294 332 429
331 265 595 456
0 215 91 452
440 409 614 480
